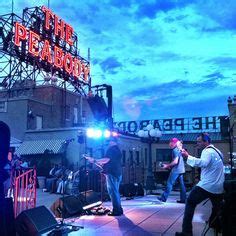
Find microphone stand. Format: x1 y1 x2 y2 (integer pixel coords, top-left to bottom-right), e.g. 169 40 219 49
82 135 90 210
84 155 88 204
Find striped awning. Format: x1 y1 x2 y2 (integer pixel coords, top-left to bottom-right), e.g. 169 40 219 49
10 137 22 147
16 139 65 155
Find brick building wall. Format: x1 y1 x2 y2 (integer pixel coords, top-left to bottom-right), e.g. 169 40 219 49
0 84 94 139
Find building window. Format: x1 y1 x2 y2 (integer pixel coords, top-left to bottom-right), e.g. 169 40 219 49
136 151 140 165
66 105 70 120
73 107 78 124
129 150 133 165
0 101 7 112
122 150 126 166
156 149 172 162
36 116 43 130
145 148 148 166
81 110 86 124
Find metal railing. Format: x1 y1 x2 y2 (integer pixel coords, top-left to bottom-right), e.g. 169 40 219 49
11 168 37 217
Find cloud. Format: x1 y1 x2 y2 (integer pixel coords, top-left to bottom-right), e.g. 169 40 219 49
196 0 236 30
204 72 225 79
114 93 228 121
206 57 236 70
135 0 196 19
156 51 188 62
130 58 146 66
108 0 133 8
99 57 122 73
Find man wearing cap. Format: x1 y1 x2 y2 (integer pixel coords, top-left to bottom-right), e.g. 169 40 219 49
158 138 186 203
85 136 123 216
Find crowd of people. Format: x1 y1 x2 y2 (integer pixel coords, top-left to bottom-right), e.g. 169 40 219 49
45 163 77 195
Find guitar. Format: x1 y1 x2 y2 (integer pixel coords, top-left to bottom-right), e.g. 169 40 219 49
82 154 104 171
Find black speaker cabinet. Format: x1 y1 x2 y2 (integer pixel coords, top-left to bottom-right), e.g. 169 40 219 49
15 206 58 236
87 95 108 121
50 195 83 218
222 180 236 235
120 183 144 197
79 190 101 206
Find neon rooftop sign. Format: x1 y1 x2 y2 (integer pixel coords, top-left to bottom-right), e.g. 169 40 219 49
12 6 89 84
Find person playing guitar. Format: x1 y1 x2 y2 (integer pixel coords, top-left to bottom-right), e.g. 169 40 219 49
83 154 106 172
84 136 123 216
158 138 186 204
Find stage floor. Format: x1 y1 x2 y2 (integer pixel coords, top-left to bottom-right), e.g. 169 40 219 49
37 189 215 235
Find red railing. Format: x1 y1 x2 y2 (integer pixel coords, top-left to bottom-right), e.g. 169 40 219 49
12 168 37 217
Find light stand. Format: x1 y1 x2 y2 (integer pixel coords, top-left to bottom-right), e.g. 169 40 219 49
137 124 162 194
81 131 90 208
145 140 156 192
83 154 89 205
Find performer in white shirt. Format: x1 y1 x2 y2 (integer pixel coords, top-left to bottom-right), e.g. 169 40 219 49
176 133 225 236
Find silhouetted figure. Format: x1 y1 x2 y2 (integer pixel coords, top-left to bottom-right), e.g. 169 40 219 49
0 121 15 236
0 121 10 197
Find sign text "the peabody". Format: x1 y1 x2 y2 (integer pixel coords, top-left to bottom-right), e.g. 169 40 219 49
114 116 225 133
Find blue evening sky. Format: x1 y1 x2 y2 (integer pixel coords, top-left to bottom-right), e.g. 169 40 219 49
1 0 236 122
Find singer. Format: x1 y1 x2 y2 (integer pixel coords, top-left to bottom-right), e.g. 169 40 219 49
85 136 123 216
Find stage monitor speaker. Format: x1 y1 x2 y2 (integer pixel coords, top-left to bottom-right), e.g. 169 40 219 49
79 190 101 206
87 95 108 121
15 205 58 236
120 183 144 197
50 195 83 218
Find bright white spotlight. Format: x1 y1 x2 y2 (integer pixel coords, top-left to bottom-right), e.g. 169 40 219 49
94 129 103 138
104 130 111 138
86 128 94 138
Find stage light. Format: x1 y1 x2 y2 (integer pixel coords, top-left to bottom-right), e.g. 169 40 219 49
104 130 111 138
94 129 102 138
86 128 94 138
111 131 118 137
86 128 119 139
86 128 103 139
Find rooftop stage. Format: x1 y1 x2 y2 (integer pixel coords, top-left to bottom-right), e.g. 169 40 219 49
37 189 215 236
